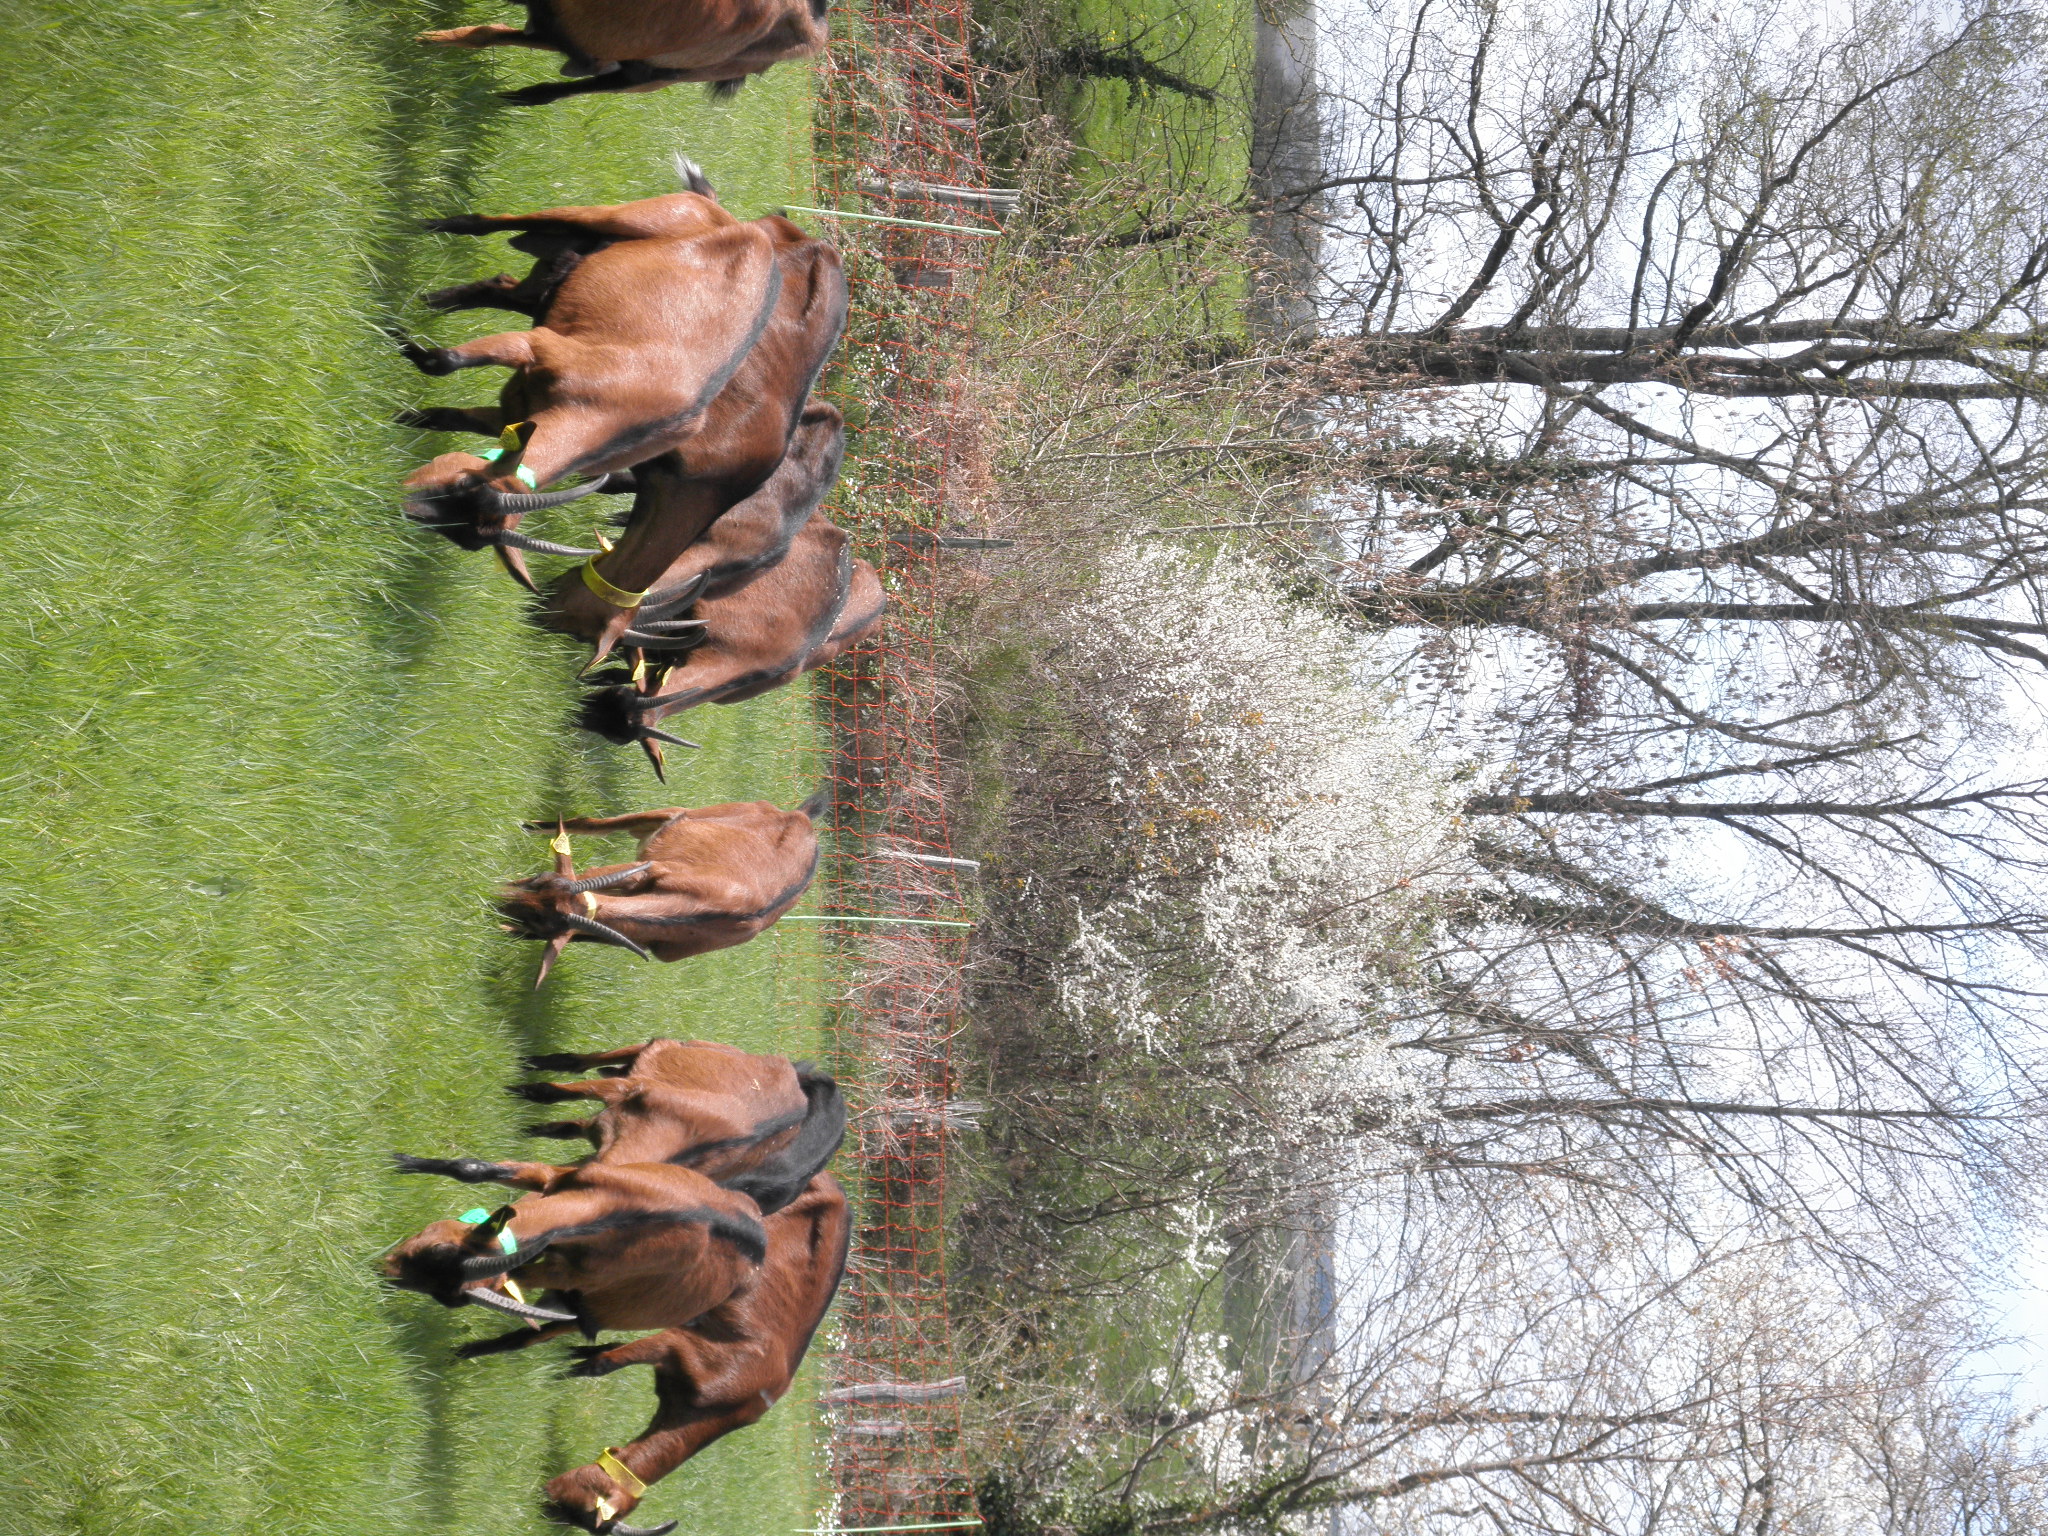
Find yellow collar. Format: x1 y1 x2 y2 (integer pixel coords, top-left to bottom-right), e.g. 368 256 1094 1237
597 1447 648 1499
581 557 649 610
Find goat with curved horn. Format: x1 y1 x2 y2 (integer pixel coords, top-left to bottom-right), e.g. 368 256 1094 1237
381 1161 768 1354
540 1173 850 1534
526 247 847 657
400 188 814 581
386 1042 850 1530
576 515 887 769
497 798 825 981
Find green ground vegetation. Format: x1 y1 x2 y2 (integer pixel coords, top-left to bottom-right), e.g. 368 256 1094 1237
0 6 828 1534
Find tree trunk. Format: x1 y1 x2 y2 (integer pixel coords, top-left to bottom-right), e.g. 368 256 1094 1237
1249 0 1320 342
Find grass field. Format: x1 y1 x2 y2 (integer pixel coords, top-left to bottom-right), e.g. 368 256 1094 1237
0 5 831 1533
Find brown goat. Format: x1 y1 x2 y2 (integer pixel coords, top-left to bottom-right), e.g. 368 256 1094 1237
420 0 829 106
539 1171 850 1534
498 796 826 983
576 514 886 766
398 194 844 587
396 1038 843 1200
534 398 847 669
382 1160 768 1335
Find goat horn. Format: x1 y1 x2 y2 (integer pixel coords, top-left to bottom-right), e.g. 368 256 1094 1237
639 737 667 782
620 630 705 649
609 1521 679 1536
485 475 611 514
464 1286 577 1324
495 530 603 558
534 930 573 988
459 1235 551 1279
563 913 654 960
596 471 637 494
494 542 539 592
625 619 707 634
565 862 652 894
636 571 711 616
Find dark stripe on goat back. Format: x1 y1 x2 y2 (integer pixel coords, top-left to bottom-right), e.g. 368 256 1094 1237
614 847 819 933
718 1072 846 1216
669 1102 808 1171
557 257 786 480
695 417 846 595
537 1204 768 1265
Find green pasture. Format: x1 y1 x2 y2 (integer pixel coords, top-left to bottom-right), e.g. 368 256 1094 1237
1062 0 1248 199
0 5 828 1533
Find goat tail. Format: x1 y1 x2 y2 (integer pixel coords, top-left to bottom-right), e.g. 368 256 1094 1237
798 783 833 822
672 153 718 199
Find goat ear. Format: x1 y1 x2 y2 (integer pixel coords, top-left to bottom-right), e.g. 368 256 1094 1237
494 542 539 592
493 420 537 474
535 931 573 988
581 609 637 674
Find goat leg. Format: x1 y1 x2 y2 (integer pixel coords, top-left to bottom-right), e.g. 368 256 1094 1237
417 23 551 48
522 1118 601 1142
395 405 505 436
455 1320 577 1359
421 273 544 317
522 1043 651 1073
500 63 687 106
391 1152 575 1191
507 1078 627 1105
395 328 538 376
560 1332 675 1379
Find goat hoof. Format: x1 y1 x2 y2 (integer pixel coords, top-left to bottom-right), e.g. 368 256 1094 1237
391 1152 448 1176
507 1082 571 1103
561 1346 619 1378
397 340 458 376
522 1120 594 1139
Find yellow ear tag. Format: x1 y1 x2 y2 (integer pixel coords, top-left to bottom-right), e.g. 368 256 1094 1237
631 655 648 686
596 532 616 555
594 1498 617 1524
550 832 574 859
499 422 533 453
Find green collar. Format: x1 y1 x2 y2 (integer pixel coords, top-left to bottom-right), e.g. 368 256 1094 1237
476 445 540 491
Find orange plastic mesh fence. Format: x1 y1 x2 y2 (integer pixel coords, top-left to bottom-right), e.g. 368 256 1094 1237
794 2 997 1530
